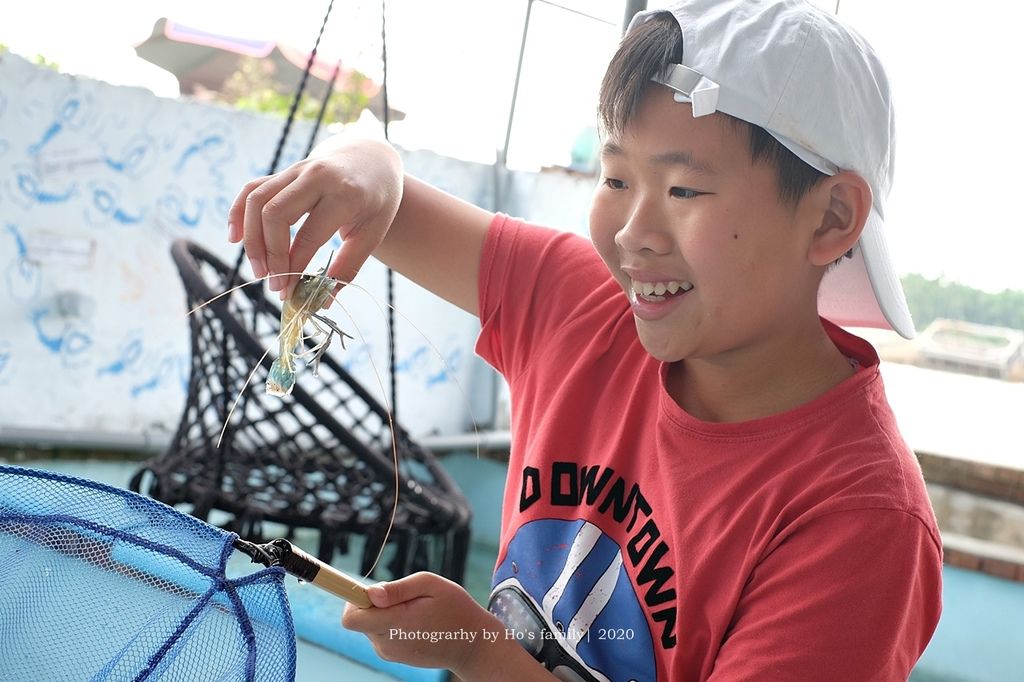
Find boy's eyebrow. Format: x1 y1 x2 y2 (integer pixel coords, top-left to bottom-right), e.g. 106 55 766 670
601 141 718 176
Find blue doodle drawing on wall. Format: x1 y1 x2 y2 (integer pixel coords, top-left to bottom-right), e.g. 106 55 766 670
130 354 188 398
339 342 374 374
104 134 158 178
174 124 235 184
7 164 76 209
88 328 184 397
4 224 42 302
97 331 144 377
248 137 313 178
85 181 144 226
0 341 11 386
213 195 232 223
29 306 93 369
426 347 463 388
26 91 93 157
157 185 204 230
394 338 463 389
395 346 430 375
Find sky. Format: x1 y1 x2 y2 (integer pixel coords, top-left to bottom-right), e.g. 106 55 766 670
1 0 1021 294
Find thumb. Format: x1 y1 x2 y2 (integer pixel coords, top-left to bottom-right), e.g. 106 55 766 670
366 582 390 608
325 225 379 289
366 572 432 608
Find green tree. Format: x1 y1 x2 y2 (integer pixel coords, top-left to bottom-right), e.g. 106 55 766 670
216 57 371 125
0 43 60 71
901 273 1024 332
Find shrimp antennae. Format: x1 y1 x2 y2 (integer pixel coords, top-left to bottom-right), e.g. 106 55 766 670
208 273 326 450
324 297 399 577
187 270 399 579
324 283 483 461
215 343 275 449
185 274 278 317
188 267 482 581
320 280 485 577
199 271 483 459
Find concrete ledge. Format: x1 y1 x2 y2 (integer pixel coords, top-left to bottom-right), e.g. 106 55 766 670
919 451 1024 505
942 532 1024 583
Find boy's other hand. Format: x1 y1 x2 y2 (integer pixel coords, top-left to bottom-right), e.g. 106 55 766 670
227 137 403 300
341 571 505 676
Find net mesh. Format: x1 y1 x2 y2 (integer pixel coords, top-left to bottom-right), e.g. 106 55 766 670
0 465 295 682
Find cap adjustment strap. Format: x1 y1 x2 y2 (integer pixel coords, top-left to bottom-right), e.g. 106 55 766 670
653 63 720 117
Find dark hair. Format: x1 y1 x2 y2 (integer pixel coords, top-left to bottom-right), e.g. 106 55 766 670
598 13 827 206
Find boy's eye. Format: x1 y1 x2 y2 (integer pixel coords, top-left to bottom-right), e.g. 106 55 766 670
670 187 702 199
603 177 626 190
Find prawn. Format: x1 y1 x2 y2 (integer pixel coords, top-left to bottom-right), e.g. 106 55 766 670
265 264 353 396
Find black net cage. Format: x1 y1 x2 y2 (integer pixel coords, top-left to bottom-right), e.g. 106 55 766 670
131 240 471 584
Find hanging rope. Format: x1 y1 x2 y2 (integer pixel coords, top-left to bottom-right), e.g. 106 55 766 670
266 0 336 177
305 60 343 159
219 0 337 439
216 0 398 433
381 0 397 424
228 0 336 286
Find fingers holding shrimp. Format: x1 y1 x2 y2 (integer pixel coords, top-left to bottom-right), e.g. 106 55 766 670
226 176 266 245
285 199 366 302
229 168 301 286
228 174 273 276
282 160 389 298
259 164 351 296
229 138 404 299
319 181 403 295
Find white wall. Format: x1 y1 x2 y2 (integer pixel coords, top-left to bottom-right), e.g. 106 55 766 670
0 54 597 451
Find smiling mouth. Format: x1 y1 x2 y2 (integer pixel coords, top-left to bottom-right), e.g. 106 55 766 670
630 279 694 302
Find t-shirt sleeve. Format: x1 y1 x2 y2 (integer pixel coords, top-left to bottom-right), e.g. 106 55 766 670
708 509 943 681
475 214 612 381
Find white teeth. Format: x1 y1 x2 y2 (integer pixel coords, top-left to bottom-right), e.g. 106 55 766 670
630 279 692 298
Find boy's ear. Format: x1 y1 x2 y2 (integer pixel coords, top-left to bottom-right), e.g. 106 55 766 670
807 171 873 267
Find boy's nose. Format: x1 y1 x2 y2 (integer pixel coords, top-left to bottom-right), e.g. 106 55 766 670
614 208 674 256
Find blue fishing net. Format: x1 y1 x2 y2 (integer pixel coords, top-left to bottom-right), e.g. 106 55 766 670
0 465 296 682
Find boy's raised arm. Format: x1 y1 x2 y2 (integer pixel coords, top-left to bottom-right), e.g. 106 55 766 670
228 135 494 316
376 174 493 316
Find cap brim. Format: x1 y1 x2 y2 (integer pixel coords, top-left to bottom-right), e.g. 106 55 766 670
818 207 916 339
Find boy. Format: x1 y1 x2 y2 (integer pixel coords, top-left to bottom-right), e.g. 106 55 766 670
229 1 942 679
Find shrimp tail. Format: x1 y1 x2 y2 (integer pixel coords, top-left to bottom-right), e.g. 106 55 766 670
266 356 297 397
265 269 341 397
267 297 302 396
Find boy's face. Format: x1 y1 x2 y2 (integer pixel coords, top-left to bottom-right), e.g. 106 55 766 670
590 86 825 363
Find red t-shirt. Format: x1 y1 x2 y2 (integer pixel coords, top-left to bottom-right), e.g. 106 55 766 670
475 215 942 682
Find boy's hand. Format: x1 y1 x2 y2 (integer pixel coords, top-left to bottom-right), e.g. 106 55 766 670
227 137 403 299
342 572 503 676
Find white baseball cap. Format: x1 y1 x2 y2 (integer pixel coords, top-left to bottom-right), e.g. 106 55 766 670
629 0 915 339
